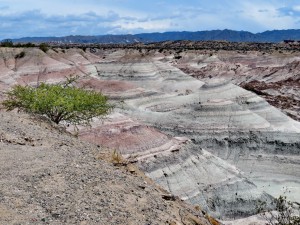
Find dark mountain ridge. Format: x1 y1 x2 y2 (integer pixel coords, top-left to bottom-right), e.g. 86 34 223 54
8 29 300 44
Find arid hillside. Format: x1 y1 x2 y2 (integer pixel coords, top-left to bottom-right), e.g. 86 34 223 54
0 45 299 223
0 110 214 225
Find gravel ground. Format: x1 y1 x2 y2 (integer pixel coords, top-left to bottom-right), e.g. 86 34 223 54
0 111 213 225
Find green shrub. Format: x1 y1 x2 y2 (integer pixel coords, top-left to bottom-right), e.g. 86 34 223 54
257 195 300 225
39 43 49 52
2 82 112 125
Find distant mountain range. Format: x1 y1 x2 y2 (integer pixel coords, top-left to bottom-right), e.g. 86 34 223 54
10 29 300 44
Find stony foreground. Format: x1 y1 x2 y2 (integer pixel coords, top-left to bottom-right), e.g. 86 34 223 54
0 111 214 225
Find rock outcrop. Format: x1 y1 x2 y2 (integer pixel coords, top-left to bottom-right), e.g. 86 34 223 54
173 49 300 122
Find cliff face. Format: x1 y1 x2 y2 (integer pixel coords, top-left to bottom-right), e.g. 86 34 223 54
0 46 299 221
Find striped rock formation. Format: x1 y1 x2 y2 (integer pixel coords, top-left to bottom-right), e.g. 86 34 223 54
1 47 299 220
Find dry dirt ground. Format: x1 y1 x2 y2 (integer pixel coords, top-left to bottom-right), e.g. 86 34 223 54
0 110 214 225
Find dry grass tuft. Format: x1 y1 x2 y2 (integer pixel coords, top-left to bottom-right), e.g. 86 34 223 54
111 149 125 165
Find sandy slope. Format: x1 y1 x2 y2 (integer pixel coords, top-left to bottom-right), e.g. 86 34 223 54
0 110 213 225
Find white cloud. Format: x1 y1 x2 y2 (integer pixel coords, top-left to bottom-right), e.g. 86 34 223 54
292 5 300 12
235 1 297 31
0 0 300 39
107 19 173 34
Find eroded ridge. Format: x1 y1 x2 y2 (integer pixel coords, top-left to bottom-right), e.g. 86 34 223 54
1 47 299 220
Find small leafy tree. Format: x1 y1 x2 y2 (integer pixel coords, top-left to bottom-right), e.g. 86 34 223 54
257 195 300 225
2 82 112 125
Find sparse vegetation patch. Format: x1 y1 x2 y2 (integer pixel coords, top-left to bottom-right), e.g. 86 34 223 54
257 195 300 225
15 51 25 59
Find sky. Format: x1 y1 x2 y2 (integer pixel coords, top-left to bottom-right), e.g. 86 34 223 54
0 0 300 39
